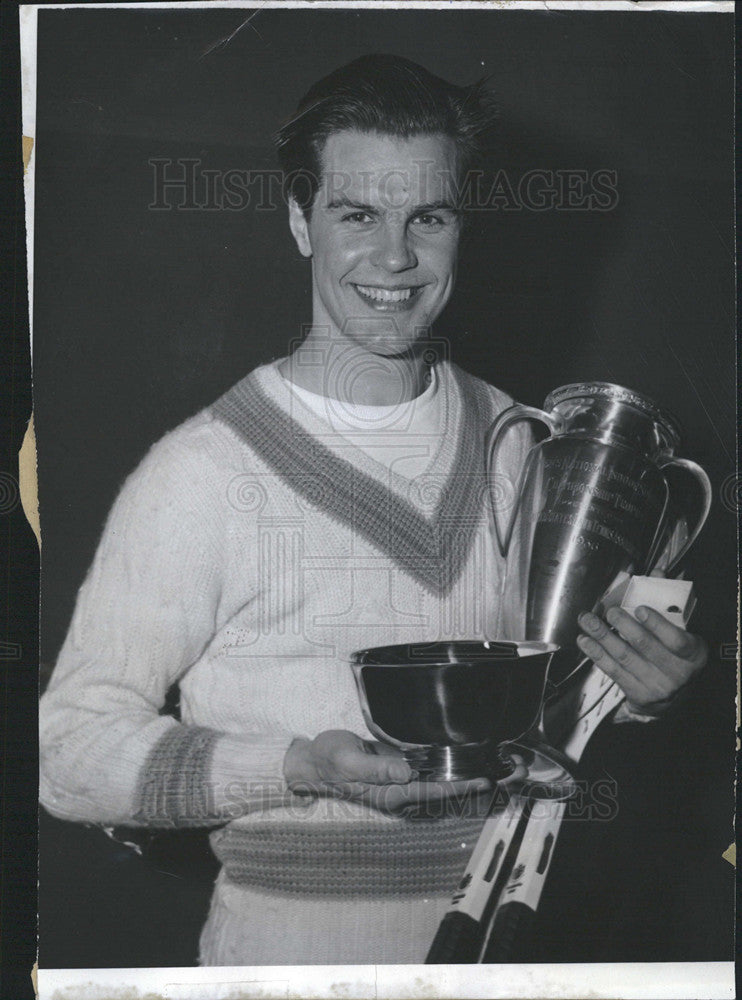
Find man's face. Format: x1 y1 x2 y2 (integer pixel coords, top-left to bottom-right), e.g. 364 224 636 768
289 129 461 356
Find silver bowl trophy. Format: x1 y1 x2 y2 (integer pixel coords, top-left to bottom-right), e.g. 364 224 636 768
350 381 711 963
350 640 557 782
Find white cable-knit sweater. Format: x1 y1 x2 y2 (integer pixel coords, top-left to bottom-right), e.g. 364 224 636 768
39 357 532 962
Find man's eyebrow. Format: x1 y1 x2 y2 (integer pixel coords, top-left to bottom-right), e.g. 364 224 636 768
325 197 377 212
324 197 459 214
412 201 459 215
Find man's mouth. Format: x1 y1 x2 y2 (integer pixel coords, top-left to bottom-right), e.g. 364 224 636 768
351 284 424 311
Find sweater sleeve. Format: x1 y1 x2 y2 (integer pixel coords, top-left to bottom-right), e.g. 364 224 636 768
39 425 293 829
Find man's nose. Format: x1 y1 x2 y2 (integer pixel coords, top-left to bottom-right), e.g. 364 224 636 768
370 221 417 272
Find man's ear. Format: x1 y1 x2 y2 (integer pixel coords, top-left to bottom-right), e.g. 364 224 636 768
288 197 313 258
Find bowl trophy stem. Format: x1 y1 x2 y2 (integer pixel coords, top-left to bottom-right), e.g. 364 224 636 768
403 743 516 783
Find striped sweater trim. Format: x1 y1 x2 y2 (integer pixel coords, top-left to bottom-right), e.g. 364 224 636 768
211 814 487 899
134 725 220 828
210 362 496 597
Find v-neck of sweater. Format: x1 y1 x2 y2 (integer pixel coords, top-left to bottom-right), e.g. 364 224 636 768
210 358 494 596
278 363 443 479
251 359 461 494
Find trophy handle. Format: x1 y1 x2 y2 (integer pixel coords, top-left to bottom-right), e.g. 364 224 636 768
655 456 713 575
485 404 563 557
643 480 671 574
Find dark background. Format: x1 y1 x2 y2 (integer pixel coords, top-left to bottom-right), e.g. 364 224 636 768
2 3 37 997
31 7 735 968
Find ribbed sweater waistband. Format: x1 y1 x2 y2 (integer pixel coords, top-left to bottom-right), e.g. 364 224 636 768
210 814 488 899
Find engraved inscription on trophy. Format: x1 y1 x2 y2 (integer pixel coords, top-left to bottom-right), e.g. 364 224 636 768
525 438 668 648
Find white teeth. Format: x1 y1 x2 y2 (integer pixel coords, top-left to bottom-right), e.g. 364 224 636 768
355 285 415 303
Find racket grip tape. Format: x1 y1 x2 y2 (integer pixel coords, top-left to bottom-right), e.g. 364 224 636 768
481 902 536 964
425 911 484 964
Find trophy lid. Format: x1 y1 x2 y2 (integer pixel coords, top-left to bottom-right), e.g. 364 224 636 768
544 381 683 448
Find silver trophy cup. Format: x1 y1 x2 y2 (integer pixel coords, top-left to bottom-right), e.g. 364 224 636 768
350 640 558 781
486 382 712 682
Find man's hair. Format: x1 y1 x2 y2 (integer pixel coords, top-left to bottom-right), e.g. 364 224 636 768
274 53 498 214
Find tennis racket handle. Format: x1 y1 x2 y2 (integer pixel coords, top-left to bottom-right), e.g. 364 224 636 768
480 902 535 964
426 911 484 964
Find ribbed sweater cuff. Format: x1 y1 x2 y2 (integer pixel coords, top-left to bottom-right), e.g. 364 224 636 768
134 725 293 828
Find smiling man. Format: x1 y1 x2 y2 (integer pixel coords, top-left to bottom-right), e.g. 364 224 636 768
39 54 707 966
282 128 460 398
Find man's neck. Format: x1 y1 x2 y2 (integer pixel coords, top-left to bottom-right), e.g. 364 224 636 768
279 337 431 405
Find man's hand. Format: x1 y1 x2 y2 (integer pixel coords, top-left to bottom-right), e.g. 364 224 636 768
576 606 708 718
283 729 525 814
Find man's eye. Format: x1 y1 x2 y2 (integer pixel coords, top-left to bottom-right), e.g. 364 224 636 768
412 213 445 229
342 212 374 225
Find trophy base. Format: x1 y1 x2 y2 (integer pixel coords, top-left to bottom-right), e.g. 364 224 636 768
402 743 515 782
510 737 579 800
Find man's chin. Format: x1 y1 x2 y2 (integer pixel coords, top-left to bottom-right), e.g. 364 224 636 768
343 324 429 358
354 340 424 360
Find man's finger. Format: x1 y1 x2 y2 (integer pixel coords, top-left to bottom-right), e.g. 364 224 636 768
390 778 492 812
334 740 412 784
361 739 402 759
604 607 677 672
578 613 652 685
499 753 529 785
629 606 700 658
576 633 657 705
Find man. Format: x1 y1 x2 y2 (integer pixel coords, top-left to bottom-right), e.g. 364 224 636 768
39 54 707 965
